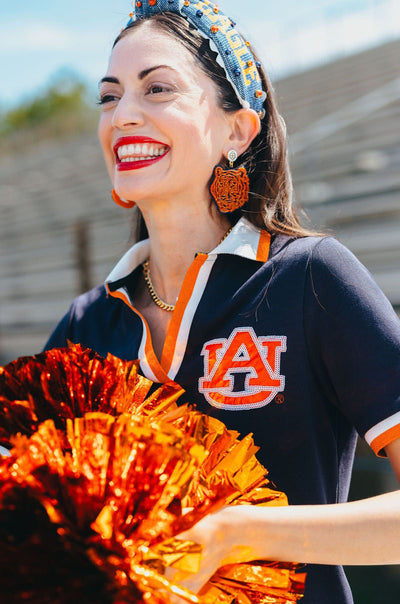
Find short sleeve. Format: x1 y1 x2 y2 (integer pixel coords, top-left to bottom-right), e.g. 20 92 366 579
304 237 400 456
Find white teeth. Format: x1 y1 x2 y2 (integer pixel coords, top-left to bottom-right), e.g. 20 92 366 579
121 156 159 162
117 143 167 160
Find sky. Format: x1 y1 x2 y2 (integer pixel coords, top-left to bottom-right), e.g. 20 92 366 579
1 0 400 109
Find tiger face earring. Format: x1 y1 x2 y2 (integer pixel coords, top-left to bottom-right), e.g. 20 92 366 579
111 189 136 209
209 150 250 214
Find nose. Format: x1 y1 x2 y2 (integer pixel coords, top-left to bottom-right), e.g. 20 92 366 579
111 93 145 130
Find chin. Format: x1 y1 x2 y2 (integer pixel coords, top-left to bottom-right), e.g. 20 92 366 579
114 182 171 207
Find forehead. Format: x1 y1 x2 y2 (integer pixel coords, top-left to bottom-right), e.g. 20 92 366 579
109 23 198 76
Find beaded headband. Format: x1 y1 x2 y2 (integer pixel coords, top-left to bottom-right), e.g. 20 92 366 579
127 0 266 118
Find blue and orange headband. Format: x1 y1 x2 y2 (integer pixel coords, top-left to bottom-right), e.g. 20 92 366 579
126 0 266 118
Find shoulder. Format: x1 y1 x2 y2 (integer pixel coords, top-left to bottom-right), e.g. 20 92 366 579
267 234 354 282
68 284 109 320
297 236 400 335
270 233 348 259
44 284 111 351
270 234 369 279
268 234 399 321
269 233 333 262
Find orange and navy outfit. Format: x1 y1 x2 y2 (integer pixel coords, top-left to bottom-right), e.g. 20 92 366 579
45 217 400 604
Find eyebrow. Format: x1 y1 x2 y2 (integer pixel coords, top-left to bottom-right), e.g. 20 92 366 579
99 65 177 86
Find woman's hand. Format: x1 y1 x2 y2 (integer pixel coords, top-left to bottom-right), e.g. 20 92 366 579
167 506 265 596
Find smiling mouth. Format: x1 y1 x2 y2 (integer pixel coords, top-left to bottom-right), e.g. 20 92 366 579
115 141 170 171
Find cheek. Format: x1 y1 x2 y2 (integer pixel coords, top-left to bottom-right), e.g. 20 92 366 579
98 113 112 147
98 118 114 162
181 105 226 162
165 101 216 144
176 116 222 180
174 116 217 161
97 118 116 181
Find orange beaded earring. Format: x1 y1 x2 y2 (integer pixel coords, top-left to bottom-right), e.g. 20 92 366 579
209 150 250 214
111 189 136 209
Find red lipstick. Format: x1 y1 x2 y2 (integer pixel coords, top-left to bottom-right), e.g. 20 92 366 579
113 136 170 172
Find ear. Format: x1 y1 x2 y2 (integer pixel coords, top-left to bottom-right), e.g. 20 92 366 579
225 108 261 158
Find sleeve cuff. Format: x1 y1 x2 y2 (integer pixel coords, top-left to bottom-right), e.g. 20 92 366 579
364 411 400 457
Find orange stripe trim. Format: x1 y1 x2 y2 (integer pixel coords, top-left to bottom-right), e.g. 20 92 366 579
370 424 400 457
161 253 209 375
105 284 169 384
256 230 271 262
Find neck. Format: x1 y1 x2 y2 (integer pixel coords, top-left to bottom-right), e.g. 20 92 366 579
139 201 231 306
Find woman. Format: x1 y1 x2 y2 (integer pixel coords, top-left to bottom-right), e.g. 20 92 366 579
45 1 400 602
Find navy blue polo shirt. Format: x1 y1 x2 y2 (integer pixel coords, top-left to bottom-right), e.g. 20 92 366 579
45 217 400 603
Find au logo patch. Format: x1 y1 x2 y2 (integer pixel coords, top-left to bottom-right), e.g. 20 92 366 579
199 327 286 410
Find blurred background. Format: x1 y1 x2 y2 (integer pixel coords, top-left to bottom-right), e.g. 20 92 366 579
1 0 400 600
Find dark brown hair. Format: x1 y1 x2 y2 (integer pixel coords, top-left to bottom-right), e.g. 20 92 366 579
114 12 319 240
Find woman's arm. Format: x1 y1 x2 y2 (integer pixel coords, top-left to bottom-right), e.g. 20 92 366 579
172 440 400 594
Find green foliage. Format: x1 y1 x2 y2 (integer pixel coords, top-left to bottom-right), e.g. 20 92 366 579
2 86 83 132
0 73 98 147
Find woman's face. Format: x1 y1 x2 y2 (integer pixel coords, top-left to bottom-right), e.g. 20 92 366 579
98 22 233 207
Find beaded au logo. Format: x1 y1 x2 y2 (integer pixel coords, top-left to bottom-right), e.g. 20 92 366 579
199 327 286 410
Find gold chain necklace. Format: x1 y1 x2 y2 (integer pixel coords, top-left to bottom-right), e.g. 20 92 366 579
142 260 176 312
142 226 234 312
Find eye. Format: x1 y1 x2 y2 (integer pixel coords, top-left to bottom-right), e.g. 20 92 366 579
146 83 174 95
97 93 119 105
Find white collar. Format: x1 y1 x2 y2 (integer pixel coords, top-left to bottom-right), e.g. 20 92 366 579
105 217 269 284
